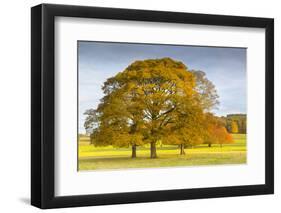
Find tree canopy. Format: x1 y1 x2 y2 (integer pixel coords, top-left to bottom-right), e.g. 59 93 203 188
84 58 232 158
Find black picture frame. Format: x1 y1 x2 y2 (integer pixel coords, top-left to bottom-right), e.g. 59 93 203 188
31 3 274 209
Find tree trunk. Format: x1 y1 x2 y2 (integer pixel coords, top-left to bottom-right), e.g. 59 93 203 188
208 143 212 148
132 144 136 158
180 144 186 155
150 142 157 158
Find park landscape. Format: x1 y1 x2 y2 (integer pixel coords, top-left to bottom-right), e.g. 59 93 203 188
78 42 247 171
79 133 246 170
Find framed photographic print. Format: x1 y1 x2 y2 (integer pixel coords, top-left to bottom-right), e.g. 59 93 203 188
31 3 274 209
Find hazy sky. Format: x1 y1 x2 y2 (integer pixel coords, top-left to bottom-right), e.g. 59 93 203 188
78 41 247 133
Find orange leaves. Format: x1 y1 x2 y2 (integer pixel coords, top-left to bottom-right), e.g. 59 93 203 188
204 113 234 145
230 121 239 133
213 126 233 144
87 58 224 155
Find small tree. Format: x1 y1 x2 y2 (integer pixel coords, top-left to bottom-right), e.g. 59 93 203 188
204 113 233 147
213 126 233 147
84 109 98 135
231 121 239 133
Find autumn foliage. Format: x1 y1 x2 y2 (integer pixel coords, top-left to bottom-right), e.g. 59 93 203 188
203 113 233 147
84 58 234 158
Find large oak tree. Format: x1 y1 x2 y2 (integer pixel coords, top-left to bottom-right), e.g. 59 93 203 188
85 58 220 158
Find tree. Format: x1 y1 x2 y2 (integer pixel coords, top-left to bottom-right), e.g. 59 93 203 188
84 58 220 159
86 58 202 158
191 70 219 111
224 114 247 134
85 87 145 158
84 109 98 136
213 126 233 147
240 119 247 134
203 113 217 147
120 58 203 158
230 121 239 133
162 102 205 155
203 113 233 147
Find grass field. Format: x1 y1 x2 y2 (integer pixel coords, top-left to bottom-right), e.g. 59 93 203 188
78 134 247 171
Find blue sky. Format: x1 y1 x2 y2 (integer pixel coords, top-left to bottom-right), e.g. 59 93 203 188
78 41 247 133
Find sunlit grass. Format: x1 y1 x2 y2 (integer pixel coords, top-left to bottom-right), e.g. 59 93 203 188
78 134 247 171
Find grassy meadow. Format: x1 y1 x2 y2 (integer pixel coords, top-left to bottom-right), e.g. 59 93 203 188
78 134 247 171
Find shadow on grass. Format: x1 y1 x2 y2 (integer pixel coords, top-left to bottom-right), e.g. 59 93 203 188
79 156 162 162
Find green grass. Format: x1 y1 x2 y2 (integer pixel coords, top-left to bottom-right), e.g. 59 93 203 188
78 134 247 171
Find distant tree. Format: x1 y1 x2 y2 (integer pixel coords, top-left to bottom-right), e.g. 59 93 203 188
230 121 239 133
240 119 247 134
84 109 98 135
191 70 219 111
225 114 247 134
204 113 233 147
213 126 233 147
